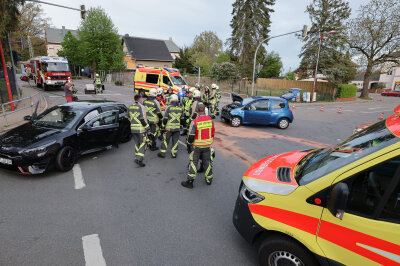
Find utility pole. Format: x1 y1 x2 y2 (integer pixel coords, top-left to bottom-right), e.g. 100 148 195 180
251 25 308 96
7 32 21 99
198 66 201 86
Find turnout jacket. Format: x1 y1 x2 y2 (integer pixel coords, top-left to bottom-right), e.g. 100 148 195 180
129 101 149 133
162 102 184 132
143 96 162 124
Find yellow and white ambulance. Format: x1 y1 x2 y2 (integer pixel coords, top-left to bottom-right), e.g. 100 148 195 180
233 105 400 266
133 67 187 96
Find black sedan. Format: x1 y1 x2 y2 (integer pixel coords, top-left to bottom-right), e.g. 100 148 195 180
0 101 132 174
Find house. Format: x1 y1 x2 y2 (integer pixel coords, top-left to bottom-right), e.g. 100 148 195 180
45 26 78 57
351 67 400 91
122 35 179 70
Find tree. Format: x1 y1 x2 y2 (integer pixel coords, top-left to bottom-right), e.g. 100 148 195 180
193 53 213 75
215 51 232 63
346 0 400 98
211 62 238 81
258 51 282 78
284 71 295 80
227 0 275 78
77 7 125 72
173 47 195 74
0 0 22 37
192 31 223 58
58 31 82 65
17 2 50 37
322 51 356 90
299 0 351 77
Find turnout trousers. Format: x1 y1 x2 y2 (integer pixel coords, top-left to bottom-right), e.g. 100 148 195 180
188 147 213 182
160 131 180 157
148 123 158 149
132 133 146 162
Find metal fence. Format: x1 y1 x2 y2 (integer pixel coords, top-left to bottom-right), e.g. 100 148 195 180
0 92 41 127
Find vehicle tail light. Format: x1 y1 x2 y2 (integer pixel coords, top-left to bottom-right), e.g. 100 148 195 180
290 109 293 114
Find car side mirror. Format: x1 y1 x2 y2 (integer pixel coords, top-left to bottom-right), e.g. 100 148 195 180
24 115 32 121
81 124 92 131
242 106 248 110
327 182 349 220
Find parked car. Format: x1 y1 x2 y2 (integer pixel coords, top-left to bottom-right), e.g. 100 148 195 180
221 93 294 129
381 90 400 97
0 101 132 174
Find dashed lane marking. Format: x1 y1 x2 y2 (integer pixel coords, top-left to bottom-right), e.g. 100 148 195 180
73 164 86 189
82 234 106 266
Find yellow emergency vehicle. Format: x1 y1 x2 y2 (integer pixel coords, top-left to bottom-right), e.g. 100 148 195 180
133 67 187 96
233 105 400 266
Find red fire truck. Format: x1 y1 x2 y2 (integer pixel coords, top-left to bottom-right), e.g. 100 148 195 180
28 56 71 90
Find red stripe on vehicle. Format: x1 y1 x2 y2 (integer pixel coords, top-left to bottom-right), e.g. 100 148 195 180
318 220 400 265
248 204 320 235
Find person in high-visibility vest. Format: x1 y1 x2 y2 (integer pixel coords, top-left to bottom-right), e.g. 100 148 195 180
143 88 163 151
181 103 215 189
94 73 103 94
164 86 174 105
209 83 218 118
181 87 195 136
129 94 150 167
215 85 221 116
158 94 183 158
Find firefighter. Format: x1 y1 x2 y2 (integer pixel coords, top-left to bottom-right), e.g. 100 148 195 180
202 86 211 108
165 86 174 105
181 103 215 189
143 88 163 151
209 84 218 118
181 87 196 136
158 94 183 159
157 87 167 113
190 90 203 120
129 94 150 167
94 73 103 94
215 85 221 116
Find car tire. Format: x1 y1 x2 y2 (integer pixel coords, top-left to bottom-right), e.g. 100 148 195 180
55 146 76 172
43 81 48 91
119 124 132 143
230 116 241 127
221 117 227 123
258 235 318 266
277 118 290 129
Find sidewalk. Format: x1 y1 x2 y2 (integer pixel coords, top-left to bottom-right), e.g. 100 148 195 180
0 82 47 133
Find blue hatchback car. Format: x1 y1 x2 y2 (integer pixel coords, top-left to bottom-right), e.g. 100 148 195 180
221 93 294 129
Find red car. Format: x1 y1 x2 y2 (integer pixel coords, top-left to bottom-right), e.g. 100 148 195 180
381 90 400 97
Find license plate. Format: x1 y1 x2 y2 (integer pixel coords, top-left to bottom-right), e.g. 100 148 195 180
0 157 12 165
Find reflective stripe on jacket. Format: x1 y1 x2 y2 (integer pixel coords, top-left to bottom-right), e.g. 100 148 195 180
129 102 148 133
189 115 215 147
164 104 183 131
143 97 162 124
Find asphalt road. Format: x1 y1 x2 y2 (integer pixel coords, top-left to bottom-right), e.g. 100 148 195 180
1 81 399 265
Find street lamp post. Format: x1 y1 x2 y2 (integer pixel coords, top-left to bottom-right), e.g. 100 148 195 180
251 26 308 96
311 30 336 102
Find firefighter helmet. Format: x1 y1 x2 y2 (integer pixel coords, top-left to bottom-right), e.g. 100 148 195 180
95 73 99 77
170 94 179 102
194 90 201 98
149 88 158 97
157 87 164 95
211 83 217 89
189 87 196 93
195 83 200 89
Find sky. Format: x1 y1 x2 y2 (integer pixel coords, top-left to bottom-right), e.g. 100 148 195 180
40 0 371 73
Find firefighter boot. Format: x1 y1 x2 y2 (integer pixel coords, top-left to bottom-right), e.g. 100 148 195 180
134 159 146 167
157 152 165 158
181 179 194 189
206 178 213 185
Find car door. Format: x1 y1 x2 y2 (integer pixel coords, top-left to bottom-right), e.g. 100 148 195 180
77 111 119 151
316 156 400 265
243 100 271 125
270 99 287 124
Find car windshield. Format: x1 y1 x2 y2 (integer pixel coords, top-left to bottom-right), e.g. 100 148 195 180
43 62 69 72
242 98 254 106
297 120 398 185
170 75 186 85
32 106 83 129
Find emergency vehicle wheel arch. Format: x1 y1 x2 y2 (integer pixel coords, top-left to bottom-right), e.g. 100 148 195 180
254 231 322 266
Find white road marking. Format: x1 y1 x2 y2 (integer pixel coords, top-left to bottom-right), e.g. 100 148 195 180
73 164 86 190
178 140 187 147
82 234 107 266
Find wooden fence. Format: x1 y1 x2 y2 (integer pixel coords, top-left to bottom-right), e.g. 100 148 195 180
255 78 334 94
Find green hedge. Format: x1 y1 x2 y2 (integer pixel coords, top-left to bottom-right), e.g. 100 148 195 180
337 84 357 98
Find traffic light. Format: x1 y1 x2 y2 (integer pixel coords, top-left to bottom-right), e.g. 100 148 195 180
80 5 86 19
302 25 308 38
194 66 199 74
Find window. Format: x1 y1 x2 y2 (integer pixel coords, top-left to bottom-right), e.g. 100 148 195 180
83 109 100 122
345 156 400 218
163 76 172 86
87 111 117 127
32 106 83 129
145 74 159 84
102 105 127 115
272 100 286 109
248 100 270 111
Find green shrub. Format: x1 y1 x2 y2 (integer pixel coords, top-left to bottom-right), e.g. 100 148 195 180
337 84 357 98
114 80 123 86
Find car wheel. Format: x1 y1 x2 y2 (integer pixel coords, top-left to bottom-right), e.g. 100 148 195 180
277 118 289 129
55 146 76 172
119 124 132 143
258 235 318 266
43 81 48 91
230 116 241 127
